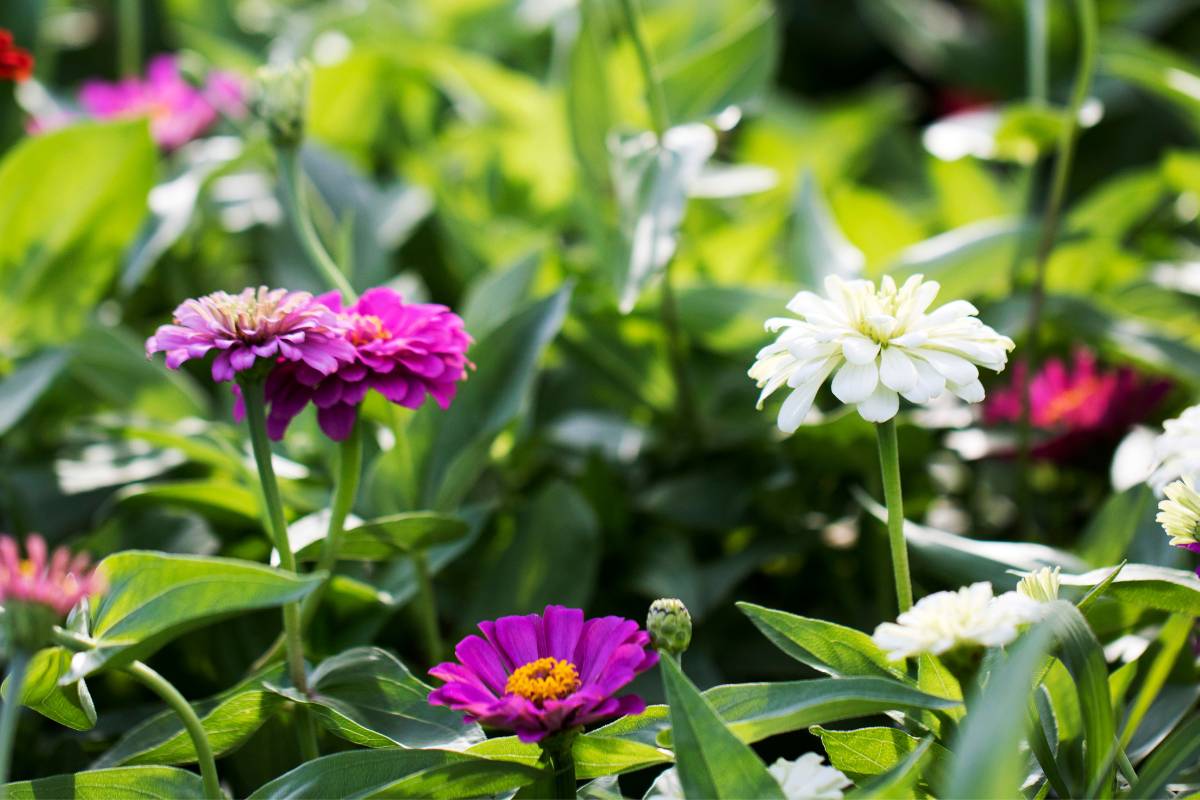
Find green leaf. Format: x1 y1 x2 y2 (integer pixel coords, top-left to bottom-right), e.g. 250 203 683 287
790 170 864 286
658 655 784 799
1058 564 1200 616
295 513 469 562
247 748 542 799
1127 714 1200 799
737 602 903 679
468 734 670 779
4 646 96 731
567 0 615 197
2 766 205 799
0 350 68 436
459 251 543 341
846 736 936 800
266 647 483 749
70 551 323 678
812 726 948 787
114 480 263 526
916 653 964 735
1118 615 1192 751
1101 34 1200 133
889 218 1031 301
0 120 156 349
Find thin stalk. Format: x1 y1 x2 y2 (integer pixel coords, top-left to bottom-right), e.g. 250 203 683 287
412 550 444 665
117 0 142 78
275 146 356 301
1026 0 1048 105
238 377 319 761
547 746 577 800
300 420 363 629
876 419 913 613
126 661 221 799
0 650 29 790
616 0 669 138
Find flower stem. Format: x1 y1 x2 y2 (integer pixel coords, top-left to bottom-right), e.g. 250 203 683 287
876 419 913 613
535 731 579 800
412 550 444 665
126 661 221 799
274 145 357 301
238 376 319 761
616 0 669 138
117 0 142 78
0 649 29 789
300 419 363 629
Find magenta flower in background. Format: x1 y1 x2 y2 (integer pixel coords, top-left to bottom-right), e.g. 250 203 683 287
146 286 356 384
260 287 472 441
0 534 100 618
984 348 1170 461
73 54 244 149
429 605 659 743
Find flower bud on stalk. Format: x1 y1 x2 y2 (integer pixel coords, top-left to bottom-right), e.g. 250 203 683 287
647 598 692 658
253 60 310 148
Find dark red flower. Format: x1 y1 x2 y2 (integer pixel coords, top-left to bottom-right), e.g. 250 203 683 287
0 30 33 82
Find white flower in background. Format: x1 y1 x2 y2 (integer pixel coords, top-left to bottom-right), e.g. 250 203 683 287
1017 566 1061 603
1157 477 1200 547
647 754 851 800
1149 405 1200 494
872 582 1044 661
749 275 1014 431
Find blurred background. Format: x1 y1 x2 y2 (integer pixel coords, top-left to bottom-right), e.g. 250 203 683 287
2 0 1200 793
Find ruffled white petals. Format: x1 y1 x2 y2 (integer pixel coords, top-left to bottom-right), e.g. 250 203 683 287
748 273 1013 433
769 754 852 800
1157 477 1200 546
1148 405 1200 493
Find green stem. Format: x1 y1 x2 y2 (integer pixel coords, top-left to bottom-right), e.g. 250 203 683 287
1025 0 1048 104
117 0 142 78
0 650 29 790
238 376 319 761
412 550 444 665
275 146 357 301
876 419 913 613
126 661 221 799
616 0 669 138
301 420 363 629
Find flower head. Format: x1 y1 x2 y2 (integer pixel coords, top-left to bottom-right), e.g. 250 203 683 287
984 349 1169 461
146 286 356 384
1149 405 1200 494
74 54 245 149
646 598 692 656
0 30 33 82
750 275 1014 430
428 605 659 743
1 535 101 649
253 61 311 147
259 288 472 441
872 582 1045 661
1017 566 1061 603
1157 478 1200 549
648 755 851 800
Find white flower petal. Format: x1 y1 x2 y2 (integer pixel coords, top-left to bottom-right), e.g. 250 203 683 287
950 379 985 403
841 336 880 365
856 383 899 422
831 360 878 404
879 347 918 393
920 349 979 385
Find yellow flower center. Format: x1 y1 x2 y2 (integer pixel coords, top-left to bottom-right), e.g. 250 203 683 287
350 315 392 346
504 657 580 704
18 559 35 578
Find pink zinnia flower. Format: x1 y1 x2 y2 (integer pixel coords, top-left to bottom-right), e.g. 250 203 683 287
76 54 244 149
0 534 100 618
259 287 472 441
146 286 356 384
429 605 659 744
984 348 1170 461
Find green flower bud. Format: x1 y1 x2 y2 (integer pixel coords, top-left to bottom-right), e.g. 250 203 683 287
647 598 692 656
253 61 311 147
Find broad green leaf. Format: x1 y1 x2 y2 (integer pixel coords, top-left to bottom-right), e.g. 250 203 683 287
69 551 323 678
295 513 469 562
1101 34 1200 132
846 736 936 800
2 766 205 799
114 480 263 526
737 602 903 679
889 218 1031 301
94 666 287 767
267 647 482 750
459 251 543 341
916 653 964 735
1059 565 1200 616
0 120 156 350
247 748 542 799
1118 615 1192 750
790 170 864 286
566 0 615 199
658 655 784 799
1127 714 1200 799
4 646 95 731
468 734 670 779
0 350 67 436
812 726 948 788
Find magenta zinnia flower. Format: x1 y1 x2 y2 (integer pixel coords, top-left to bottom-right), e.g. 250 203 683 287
146 286 356 384
259 287 472 441
0 535 100 617
984 348 1170 461
429 605 659 743
74 54 244 149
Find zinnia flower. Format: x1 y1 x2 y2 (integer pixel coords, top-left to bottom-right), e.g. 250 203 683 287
428 605 658 743
1016 566 1061 603
750 275 1014 430
1149 405 1200 494
0 30 32 82
872 582 1045 661
145 286 356 383
983 349 1169 461
258 288 472 441
71 54 244 149
1156 478 1200 574
0 535 100 618
647 755 851 800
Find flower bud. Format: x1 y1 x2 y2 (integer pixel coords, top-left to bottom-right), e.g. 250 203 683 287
1017 566 1061 603
647 598 692 656
253 61 310 147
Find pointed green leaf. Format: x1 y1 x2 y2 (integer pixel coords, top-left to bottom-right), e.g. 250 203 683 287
2 646 95 731
737 602 903 679
295 513 469 561
2 767 205 799
468 734 670 779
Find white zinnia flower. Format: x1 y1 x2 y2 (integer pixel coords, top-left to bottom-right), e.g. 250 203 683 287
646 754 851 800
872 582 1044 661
1157 477 1200 547
1016 566 1061 603
1149 405 1200 494
749 274 1014 431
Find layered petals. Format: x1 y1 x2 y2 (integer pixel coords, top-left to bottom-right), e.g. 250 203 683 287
0 534 101 617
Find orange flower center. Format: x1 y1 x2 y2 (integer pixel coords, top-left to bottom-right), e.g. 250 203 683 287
1040 378 1102 425
504 657 580 704
349 315 392 346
